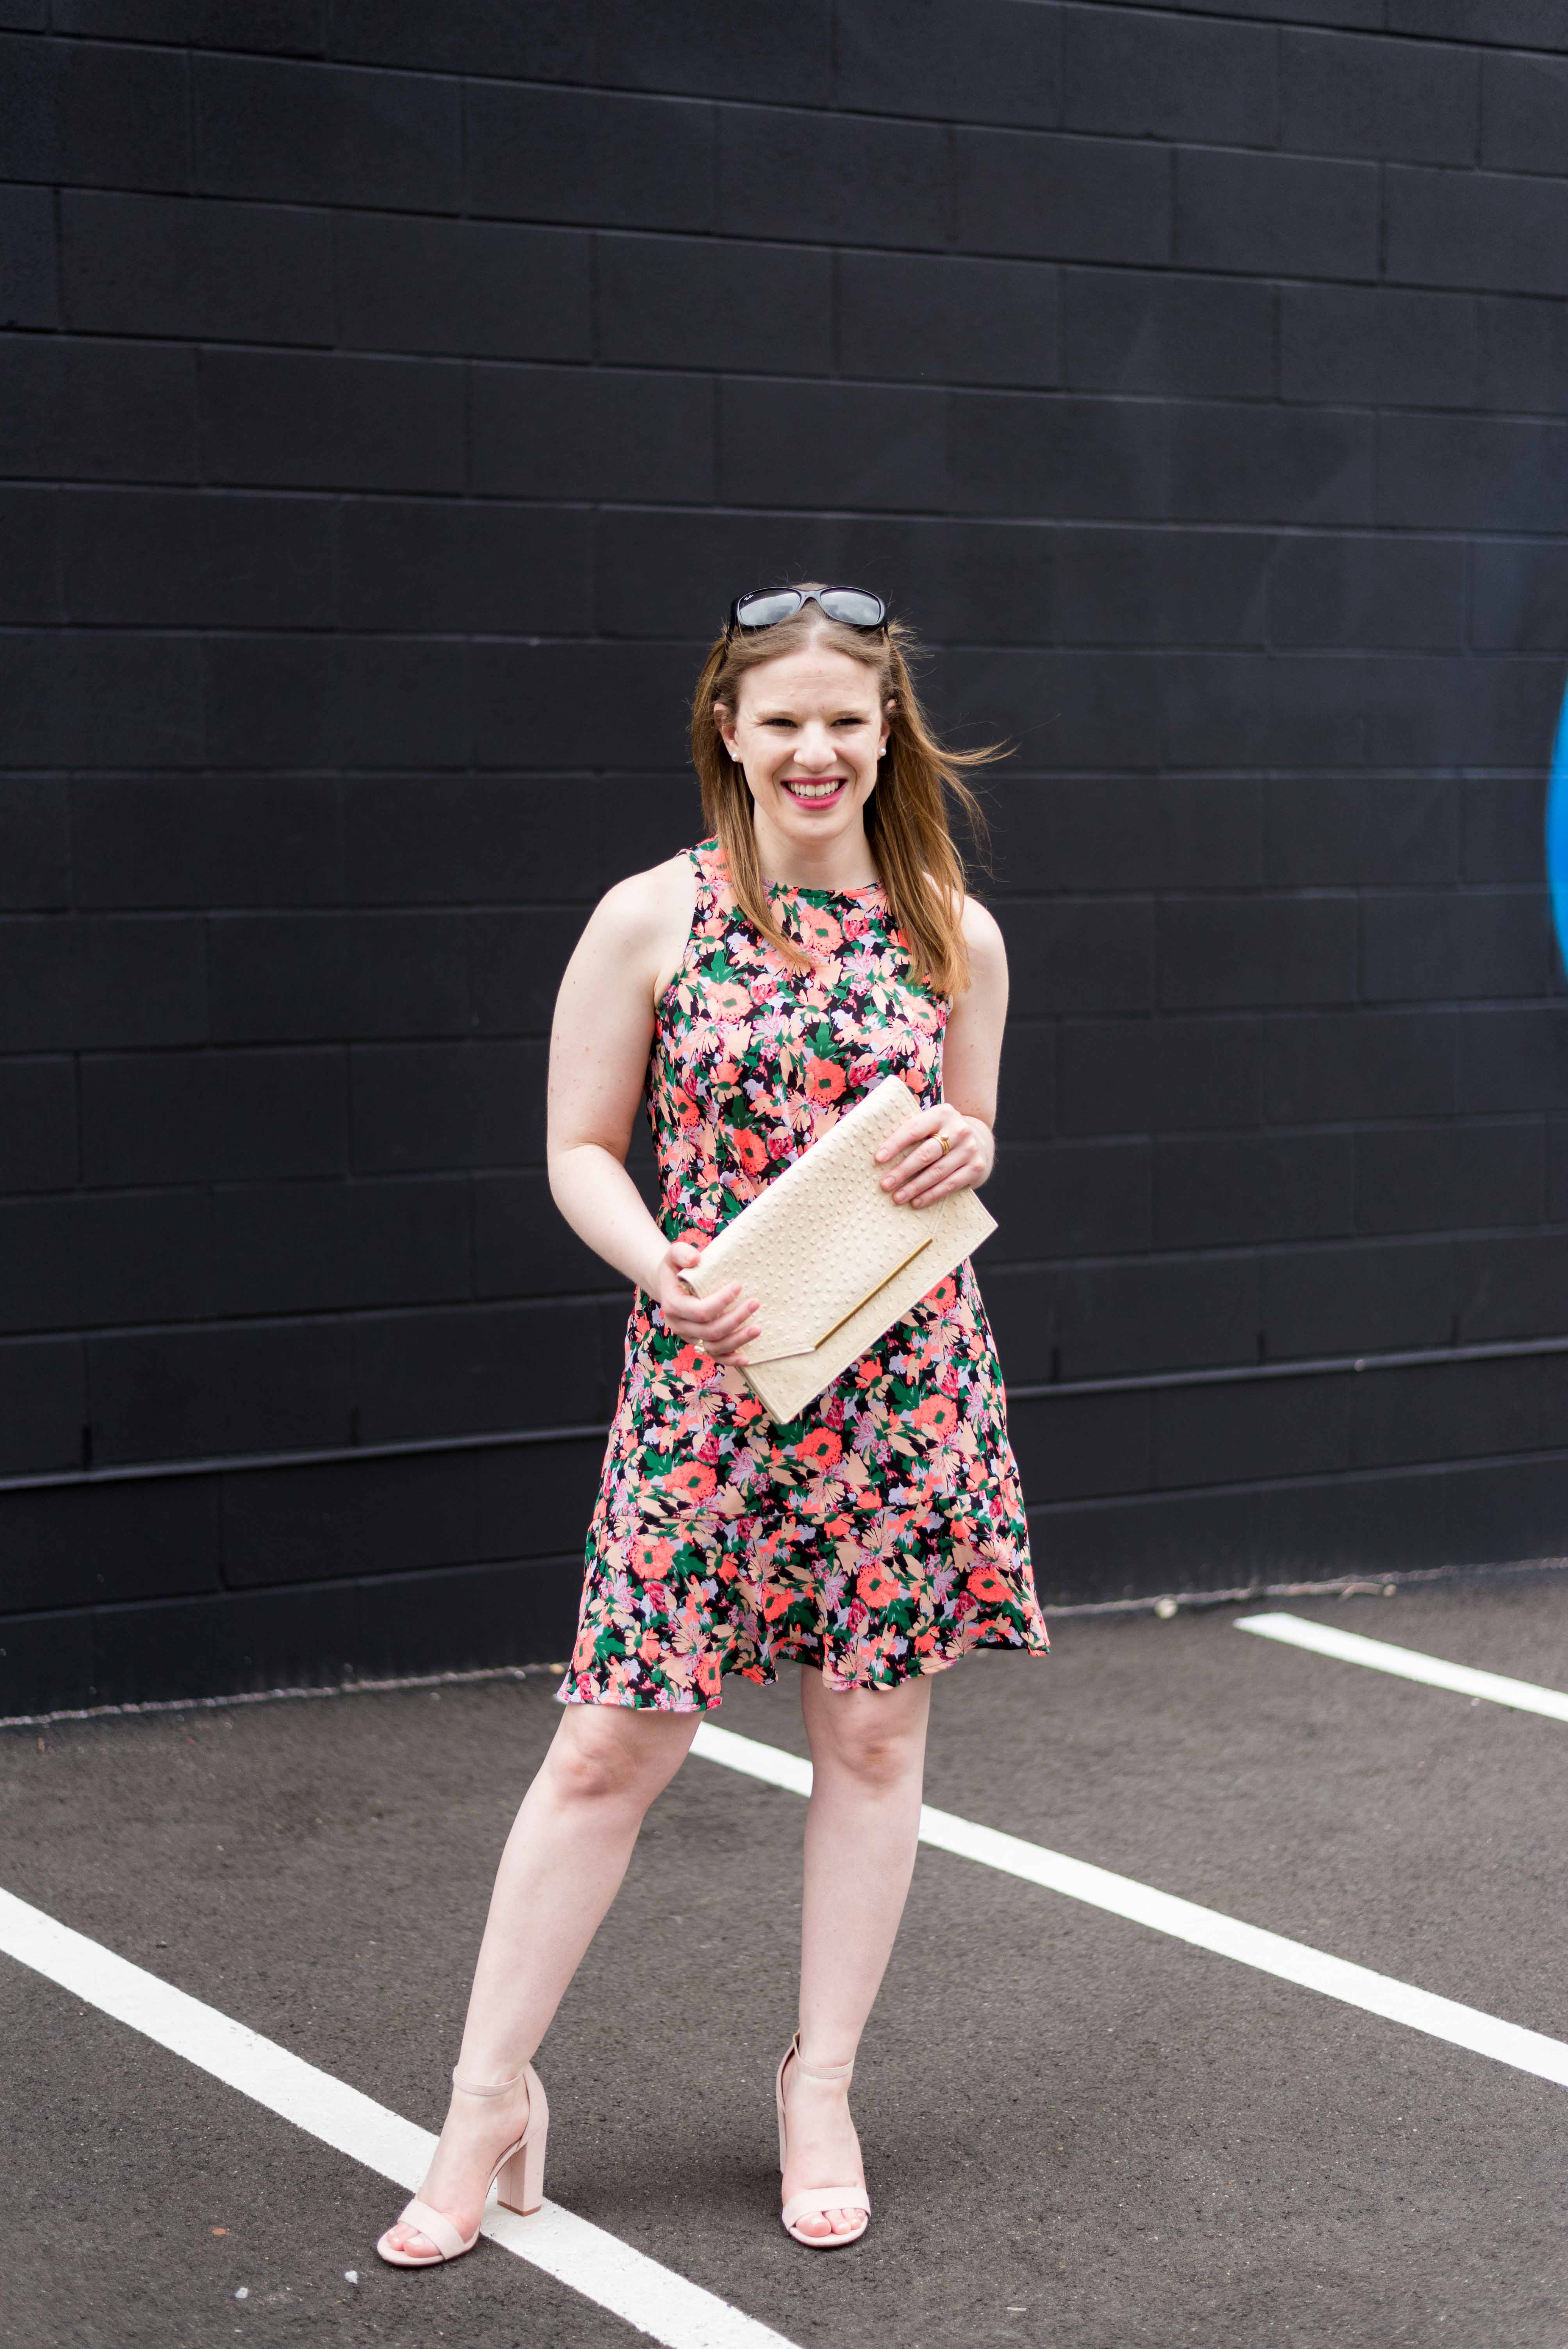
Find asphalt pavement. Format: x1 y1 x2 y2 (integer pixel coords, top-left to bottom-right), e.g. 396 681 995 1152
3 1564 1566 2349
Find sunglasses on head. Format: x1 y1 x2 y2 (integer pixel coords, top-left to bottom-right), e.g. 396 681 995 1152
725 585 888 636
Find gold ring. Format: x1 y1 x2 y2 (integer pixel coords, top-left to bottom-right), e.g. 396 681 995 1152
938 1132 952 1156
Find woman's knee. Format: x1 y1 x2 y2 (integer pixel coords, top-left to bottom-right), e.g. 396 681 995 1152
545 1704 695 1810
809 1684 929 1791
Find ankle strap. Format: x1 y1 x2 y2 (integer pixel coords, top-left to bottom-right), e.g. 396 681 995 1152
451 2064 525 2096
789 2032 854 2084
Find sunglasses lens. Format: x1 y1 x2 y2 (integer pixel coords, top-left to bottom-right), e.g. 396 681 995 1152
818 590 885 627
734 590 803 629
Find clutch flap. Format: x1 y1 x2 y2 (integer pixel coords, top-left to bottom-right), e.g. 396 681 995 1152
678 1075 934 1358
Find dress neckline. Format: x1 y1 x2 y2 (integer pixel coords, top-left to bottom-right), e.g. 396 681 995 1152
702 836 884 903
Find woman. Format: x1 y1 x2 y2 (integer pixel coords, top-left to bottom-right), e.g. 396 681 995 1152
377 582 1048 2266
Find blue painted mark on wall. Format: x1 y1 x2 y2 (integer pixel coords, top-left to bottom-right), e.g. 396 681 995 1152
1551 679 1568 980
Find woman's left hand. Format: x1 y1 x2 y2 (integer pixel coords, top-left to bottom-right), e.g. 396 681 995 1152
873 1106 992 1207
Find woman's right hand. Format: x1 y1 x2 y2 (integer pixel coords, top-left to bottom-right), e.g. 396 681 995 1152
652 1240 762 1365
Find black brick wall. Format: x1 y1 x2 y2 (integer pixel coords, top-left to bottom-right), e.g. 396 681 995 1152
3 2 1566 1715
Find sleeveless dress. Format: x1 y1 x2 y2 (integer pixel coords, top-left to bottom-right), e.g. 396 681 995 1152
558 835 1049 1712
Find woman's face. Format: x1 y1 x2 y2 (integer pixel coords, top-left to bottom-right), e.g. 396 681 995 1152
717 641 890 854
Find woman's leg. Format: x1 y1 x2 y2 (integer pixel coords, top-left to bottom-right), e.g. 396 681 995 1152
785 1666 932 2239
384 1699 699 2257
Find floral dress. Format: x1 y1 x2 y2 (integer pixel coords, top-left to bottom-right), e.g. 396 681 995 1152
558 834 1049 1711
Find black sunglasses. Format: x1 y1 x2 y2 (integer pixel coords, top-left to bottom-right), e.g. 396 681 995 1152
726 585 888 636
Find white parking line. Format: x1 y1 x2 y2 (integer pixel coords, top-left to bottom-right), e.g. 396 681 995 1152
0 1886 798 2349
691 1723 1568 2092
1235 1611 1568 1724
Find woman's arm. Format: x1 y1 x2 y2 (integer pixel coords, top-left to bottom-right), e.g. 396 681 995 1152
873 892 1006 1208
546 863 761 1363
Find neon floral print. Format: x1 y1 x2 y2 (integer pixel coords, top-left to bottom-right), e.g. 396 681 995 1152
558 835 1049 1712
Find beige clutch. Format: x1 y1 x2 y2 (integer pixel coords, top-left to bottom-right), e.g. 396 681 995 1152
673 1073 998 1424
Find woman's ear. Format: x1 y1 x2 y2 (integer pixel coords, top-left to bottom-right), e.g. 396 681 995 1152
715 701 738 762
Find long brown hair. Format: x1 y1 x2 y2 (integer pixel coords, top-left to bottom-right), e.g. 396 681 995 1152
688 588 1005 999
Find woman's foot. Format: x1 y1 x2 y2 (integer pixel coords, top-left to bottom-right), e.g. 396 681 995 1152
381 2070 534 2260
779 2044 866 2241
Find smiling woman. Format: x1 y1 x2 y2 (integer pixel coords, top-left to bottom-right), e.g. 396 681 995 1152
376 579 1047 2272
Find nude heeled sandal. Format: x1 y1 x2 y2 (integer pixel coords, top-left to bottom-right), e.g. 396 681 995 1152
775 2032 871 2248
375 2060 548 2268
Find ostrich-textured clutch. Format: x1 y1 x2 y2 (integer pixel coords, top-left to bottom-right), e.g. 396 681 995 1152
674 1073 998 1424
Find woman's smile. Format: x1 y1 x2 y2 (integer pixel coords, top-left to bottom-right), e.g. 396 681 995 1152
781 776 848 806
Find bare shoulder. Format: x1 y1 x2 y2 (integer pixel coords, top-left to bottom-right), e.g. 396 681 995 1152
955 884 1007 974
592 848 693 940
576 849 698 1013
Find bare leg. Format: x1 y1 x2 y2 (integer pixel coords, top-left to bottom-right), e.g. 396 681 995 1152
783 1666 932 2239
384 1700 699 2257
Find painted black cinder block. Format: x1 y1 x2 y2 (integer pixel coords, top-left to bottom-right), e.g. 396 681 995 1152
1267 536 1466 650
0 1610 93 1720
955 126 1169 265
1480 50 1568 176
1356 1120 1545 1236
1059 1016 1263 1138
200 349 464 492
0 914 206 1051
0 30 190 190
1155 1132 1355 1249
209 911 469 1044
722 106 950 250
0 490 58 622
470 364 715 503
1470 540 1568 654
841 252 1060 390
1260 1011 1456 1125
597 0 831 107
0 777 68 908
1176 150 1379 279
722 380 946 513
1261 1234 1457 1358
0 1059 76 1192
88 1318 354 1465
1456 1008 1568 1116
82 1048 347 1186
61 490 335 629
61 190 333 344
1262 777 1456 888
1063 7 1276 144
468 84 712 233
1064 269 1273 399
349 1041 542 1176
1169 402 1374 527
1281 284 1477 410
54 1 325 52
836 0 1059 128
474 1170 630 1302
341 501 592 637
0 182 57 328
1477 292 1568 413
1361 890 1553 1004
1281 29 1479 165
2 333 197 480
950 392 1168 520
0 1189 212 1333
339 216 593 362
1 1476 220 1613
0 1334 85 1476
1153 1376 1350 1492
1385 163 1568 300
599 234 833 376
193 53 460 211
353 1301 606 1444
205 636 467 771
210 1176 469 1318
989 1137 1151 1258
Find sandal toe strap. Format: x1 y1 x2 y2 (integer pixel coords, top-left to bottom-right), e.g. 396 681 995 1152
396 2196 470 2260
782 2186 871 2231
